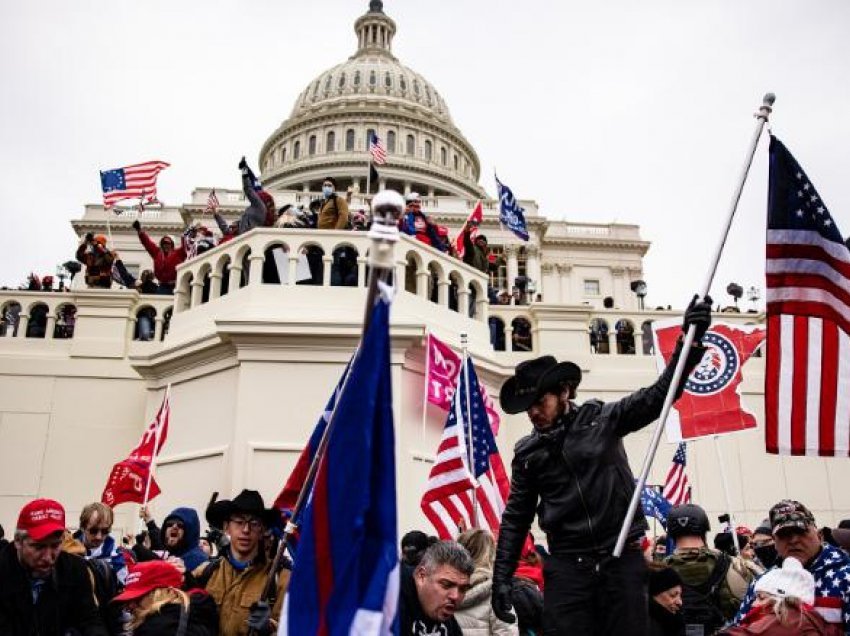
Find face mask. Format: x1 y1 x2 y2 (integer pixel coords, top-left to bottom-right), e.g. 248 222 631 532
322 186 333 198
754 544 778 568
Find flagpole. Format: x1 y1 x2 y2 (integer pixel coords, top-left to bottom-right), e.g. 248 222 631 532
253 191 404 623
139 384 170 532
461 332 479 528
712 435 739 556
613 93 775 558
421 329 431 449
366 158 372 196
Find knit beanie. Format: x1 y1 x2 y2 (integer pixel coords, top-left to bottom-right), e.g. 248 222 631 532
754 556 815 605
649 567 683 596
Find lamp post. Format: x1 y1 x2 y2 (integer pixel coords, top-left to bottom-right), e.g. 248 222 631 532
747 285 761 312
630 279 648 311
55 264 68 292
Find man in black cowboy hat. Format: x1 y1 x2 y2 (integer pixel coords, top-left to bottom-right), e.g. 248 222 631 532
490 297 713 636
191 489 289 636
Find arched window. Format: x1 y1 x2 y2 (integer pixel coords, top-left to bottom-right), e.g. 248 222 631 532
589 318 610 354
26 303 49 339
369 70 377 86
54 304 77 339
308 135 317 156
424 87 432 106
312 81 320 98
615 319 636 355
326 131 335 153
424 140 432 161
511 317 533 352
366 128 376 148
440 146 447 166
345 129 355 151
324 75 333 93
384 72 392 88
281 146 287 163
399 74 406 91
354 71 361 87
293 140 301 160
453 154 459 170
387 131 396 154
406 134 415 156
338 73 346 88
413 79 420 96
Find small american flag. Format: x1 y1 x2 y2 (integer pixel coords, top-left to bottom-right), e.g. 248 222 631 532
369 131 387 165
765 136 850 456
421 357 510 539
100 160 169 208
205 189 220 214
662 443 691 506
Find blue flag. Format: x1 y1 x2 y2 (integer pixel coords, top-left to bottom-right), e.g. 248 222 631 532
495 174 529 241
640 485 671 529
281 297 398 635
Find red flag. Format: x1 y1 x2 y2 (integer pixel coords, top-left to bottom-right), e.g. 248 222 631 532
101 389 170 507
652 321 765 440
425 333 502 434
454 200 483 259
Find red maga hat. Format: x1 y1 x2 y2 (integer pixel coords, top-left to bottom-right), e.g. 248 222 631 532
17 499 66 541
112 560 183 603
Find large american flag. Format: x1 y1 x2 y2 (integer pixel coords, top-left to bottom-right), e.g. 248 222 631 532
369 131 387 165
204 189 220 214
100 161 169 208
662 442 691 506
765 136 850 456
421 357 510 539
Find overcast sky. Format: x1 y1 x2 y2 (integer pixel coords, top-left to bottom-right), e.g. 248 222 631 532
2 0 848 309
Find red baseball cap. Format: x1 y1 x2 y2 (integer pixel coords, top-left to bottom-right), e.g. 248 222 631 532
17 499 66 541
112 560 183 603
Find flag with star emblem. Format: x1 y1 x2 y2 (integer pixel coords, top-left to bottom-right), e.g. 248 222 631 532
100 160 169 208
765 136 850 456
421 356 510 539
495 174 529 241
640 485 672 529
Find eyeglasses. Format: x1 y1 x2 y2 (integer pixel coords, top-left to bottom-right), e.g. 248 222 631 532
86 527 112 537
228 517 263 531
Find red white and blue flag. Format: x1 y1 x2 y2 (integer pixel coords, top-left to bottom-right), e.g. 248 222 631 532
765 136 850 456
662 442 691 506
653 321 766 441
421 356 510 539
279 297 398 635
100 160 169 208
369 131 387 165
454 200 483 259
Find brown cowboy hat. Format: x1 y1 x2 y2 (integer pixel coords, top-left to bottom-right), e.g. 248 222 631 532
499 355 581 414
205 489 281 530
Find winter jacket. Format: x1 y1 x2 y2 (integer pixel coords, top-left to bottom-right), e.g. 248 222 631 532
648 599 685 636
455 567 518 636
720 603 835 636
160 507 209 572
132 590 219 636
236 172 272 236
0 544 109 636
510 577 543 636
493 340 706 587
400 211 441 247
462 230 489 273
193 551 290 636
733 546 850 635
76 242 115 288
399 563 463 636
137 230 187 285
317 194 350 230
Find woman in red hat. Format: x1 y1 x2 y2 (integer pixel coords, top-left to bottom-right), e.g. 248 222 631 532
113 560 218 635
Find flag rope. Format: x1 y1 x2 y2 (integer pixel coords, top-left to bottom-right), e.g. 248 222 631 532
614 93 776 557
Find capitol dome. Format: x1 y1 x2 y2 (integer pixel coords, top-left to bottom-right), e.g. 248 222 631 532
259 1 485 199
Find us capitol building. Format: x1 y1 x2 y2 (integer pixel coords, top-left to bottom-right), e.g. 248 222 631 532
1 1 847 536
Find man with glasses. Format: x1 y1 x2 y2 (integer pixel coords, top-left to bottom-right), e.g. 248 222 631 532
193 489 290 636
731 500 850 633
74 502 126 580
0 498 108 634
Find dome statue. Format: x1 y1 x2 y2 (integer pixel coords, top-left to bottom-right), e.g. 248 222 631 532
259 2 485 199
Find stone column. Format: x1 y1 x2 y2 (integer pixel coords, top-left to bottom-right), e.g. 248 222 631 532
558 264 572 304
458 288 470 316
526 245 541 292
209 273 222 300
505 246 519 293
437 280 449 307
190 280 205 308
476 294 488 322
540 262 557 304
287 255 299 286
248 255 265 286
416 269 430 298
358 257 368 287
228 264 243 292
322 256 333 286
379 179 387 191
611 266 626 309
154 316 164 341
45 315 57 340
173 289 187 314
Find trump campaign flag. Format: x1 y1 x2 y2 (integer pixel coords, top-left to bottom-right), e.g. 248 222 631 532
280 297 398 635
653 321 766 441
765 137 850 456
421 356 510 539
640 485 672 530
100 161 169 209
454 200 483 259
101 388 170 507
495 174 529 241
425 333 501 434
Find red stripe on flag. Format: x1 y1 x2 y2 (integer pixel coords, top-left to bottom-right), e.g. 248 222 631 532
765 315 782 454
313 456 332 636
819 321 838 455
790 316 808 455
767 243 850 280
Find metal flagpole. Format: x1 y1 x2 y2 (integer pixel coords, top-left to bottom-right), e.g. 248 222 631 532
461 332 479 528
713 435 739 556
421 329 431 448
613 93 775 557
139 384 170 532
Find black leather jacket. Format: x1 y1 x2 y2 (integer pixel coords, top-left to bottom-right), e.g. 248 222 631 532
493 340 706 584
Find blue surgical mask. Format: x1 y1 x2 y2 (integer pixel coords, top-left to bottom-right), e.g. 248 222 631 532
322 186 333 198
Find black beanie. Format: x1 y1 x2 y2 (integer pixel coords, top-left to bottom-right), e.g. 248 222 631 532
401 530 429 552
649 567 683 596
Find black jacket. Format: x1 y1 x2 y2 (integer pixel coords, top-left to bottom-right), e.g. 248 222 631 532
399 564 463 636
0 543 108 636
132 591 219 636
494 340 705 583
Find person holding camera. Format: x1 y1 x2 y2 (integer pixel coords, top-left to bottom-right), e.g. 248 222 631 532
75 233 116 288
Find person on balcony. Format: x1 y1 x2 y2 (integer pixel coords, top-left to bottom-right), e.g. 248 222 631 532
399 192 442 249
317 177 350 230
76 233 116 289
131 220 187 294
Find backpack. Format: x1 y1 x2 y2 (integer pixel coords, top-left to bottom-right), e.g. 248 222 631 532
679 552 731 636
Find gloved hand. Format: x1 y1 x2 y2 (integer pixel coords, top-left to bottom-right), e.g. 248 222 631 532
238 156 248 171
85 232 94 242
132 220 141 232
682 294 713 342
491 581 516 624
247 600 272 633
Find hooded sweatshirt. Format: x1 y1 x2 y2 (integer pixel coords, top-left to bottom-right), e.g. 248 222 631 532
160 507 209 572
455 567 518 636
137 231 187 285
